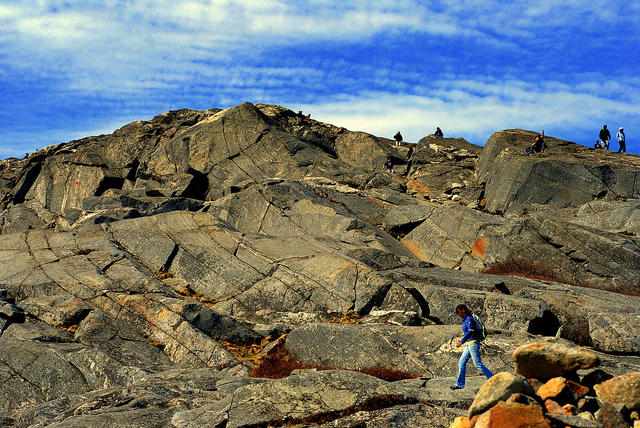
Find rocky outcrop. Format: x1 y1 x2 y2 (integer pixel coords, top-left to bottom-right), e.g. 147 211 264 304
1 102 640 427
477 129 640 214
1 109 219 219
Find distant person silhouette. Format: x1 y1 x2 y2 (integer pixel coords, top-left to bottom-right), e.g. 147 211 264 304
434 127 443 137
599 125 611 150
616 127 626 153
393 131 403 146
527 129 545 154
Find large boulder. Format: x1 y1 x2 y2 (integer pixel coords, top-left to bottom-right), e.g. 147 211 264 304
594 372 640 410
467 372 537 418
512 338 600 379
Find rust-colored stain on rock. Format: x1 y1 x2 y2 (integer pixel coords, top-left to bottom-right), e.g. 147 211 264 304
471 237 488 261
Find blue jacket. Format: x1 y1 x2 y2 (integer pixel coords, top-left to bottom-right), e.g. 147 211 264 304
460 314 478 344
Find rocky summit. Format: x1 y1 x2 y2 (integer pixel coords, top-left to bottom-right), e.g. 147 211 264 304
0 102 639 427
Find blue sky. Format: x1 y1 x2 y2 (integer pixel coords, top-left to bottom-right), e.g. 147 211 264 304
2 1 640 159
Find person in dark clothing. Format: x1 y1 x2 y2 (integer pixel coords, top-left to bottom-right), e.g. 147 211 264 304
527 129 545 153
393 132 403 146
451 304 494 390
599 125 611 150
434 127 443 137
382 157 394 173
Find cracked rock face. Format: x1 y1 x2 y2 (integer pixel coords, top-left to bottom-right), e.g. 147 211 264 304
1 102 640 427
477 129 640 214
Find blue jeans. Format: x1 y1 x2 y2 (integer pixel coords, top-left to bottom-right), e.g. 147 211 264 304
454 342 494 387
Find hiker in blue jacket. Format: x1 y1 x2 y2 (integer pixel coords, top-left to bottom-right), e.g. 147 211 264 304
451 304 494 390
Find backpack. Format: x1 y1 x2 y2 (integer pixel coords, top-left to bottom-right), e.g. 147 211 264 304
471 314 488 341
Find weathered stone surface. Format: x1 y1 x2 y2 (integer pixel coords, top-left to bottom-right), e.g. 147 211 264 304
0 204 46 234
81 195 204 221
141 103 354 201
207 179 412 259
401 201 640 293
383 203 438 232
573 199 640 236
513 338 600 379
0 321 93 413
595 402 629 428
299 403 459 428
17 368 254 428
333 129 403 173
588 312 640 354
226 369 443 428
383 267 640 354
283 323 545 380
285 323 453 375
6 109 216 220
545 413 604 428
402 202 504 270
408 136 481 203
594 372 640 409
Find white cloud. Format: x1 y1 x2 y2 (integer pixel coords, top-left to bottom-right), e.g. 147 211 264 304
4 0 626 85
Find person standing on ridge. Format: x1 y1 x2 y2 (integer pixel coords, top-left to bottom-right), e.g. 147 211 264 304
434 127 443 137
451 304 494 390
599 125 611 150
394 131 403 146
617 127 626 153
